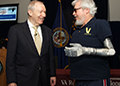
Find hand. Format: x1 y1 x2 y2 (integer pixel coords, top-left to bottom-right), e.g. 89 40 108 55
8 83 17 86
64 43 84 57
50 77 56 86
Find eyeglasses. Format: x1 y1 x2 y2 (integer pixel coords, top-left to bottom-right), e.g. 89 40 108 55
73 7 82 13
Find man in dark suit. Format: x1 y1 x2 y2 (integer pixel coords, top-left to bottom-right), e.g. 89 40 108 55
6 1 56 86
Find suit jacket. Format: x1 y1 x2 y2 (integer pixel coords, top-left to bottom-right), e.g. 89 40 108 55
6 21 56 86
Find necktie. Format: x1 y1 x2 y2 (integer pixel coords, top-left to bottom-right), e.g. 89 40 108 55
33 26 42 55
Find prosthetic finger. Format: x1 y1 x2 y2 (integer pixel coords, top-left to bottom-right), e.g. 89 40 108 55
64 49 76 57
64 45 84 57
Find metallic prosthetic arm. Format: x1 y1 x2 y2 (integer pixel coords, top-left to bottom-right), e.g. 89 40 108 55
64 38 116 57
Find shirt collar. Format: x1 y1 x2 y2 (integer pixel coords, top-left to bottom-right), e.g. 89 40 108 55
80 17 97 29
87 17 97 26
27 19 41 29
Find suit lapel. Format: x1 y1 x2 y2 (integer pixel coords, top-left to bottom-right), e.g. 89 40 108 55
21 22 47 56
22 21 38 53
40 25 45 56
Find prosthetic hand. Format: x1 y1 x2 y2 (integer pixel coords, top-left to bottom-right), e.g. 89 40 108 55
64 43 83 57
64 38 116 57
64 43 96 57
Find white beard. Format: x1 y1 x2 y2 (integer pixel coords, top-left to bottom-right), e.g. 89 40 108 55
75 16 85 25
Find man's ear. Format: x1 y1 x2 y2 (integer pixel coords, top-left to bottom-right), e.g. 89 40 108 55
28 10 33 16
85 8 90 14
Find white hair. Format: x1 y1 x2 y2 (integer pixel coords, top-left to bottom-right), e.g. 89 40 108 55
28 1 44 11
72 0 97 16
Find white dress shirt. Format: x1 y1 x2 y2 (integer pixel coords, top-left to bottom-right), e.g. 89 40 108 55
27 19 43 43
